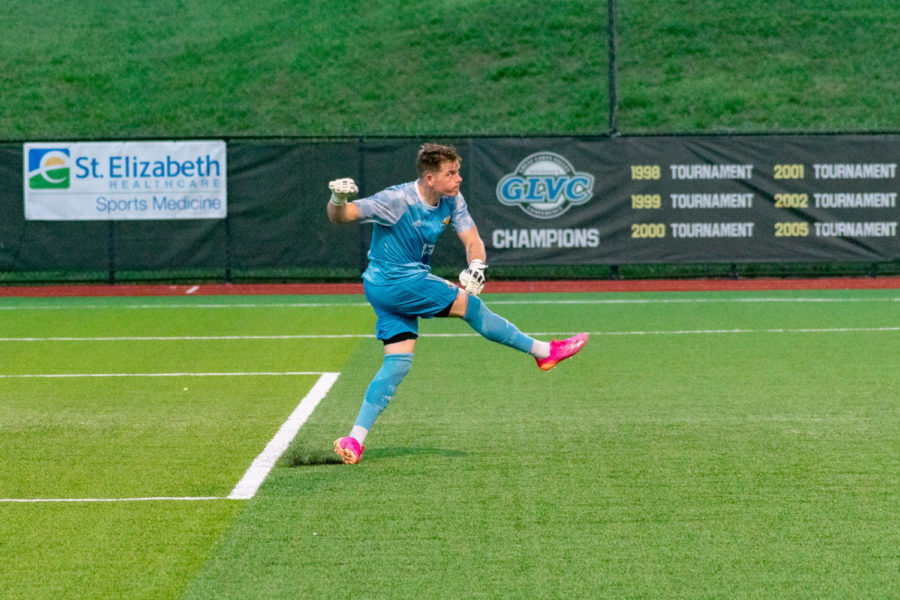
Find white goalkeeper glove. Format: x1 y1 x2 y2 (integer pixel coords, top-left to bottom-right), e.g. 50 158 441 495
328 178 358 205
459 259 487 296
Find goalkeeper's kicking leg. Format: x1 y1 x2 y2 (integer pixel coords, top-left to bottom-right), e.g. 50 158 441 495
448 288 588 371
456 259 587 369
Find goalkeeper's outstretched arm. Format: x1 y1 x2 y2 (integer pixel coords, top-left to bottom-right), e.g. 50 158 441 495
326 178 360 224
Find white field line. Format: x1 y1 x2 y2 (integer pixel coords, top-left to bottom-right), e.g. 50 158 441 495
1 296 900 310
0 371 330 378
2 326 900 344
0 302 372 310
0 496 225 503
0 335 368 341
586 326 900 335
0 371 339 503
228 372 338 500
496 297 900 305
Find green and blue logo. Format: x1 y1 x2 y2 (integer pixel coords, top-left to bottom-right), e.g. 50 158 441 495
28 148 70 189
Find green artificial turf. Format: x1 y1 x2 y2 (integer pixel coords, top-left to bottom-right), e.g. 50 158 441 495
1 290 897 598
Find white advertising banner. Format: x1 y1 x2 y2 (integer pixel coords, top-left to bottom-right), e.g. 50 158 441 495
24 140 227 220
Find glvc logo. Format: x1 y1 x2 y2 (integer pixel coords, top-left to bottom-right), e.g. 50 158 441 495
496 152 594 219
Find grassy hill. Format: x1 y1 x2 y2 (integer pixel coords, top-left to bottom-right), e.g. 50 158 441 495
2 0 898 139
618 0 900 133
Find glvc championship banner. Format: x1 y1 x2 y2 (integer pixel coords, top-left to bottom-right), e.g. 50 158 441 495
24 140 226 220
469 136 900 264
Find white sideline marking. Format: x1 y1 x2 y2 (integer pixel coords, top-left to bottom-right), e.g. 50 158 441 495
0 372 340 503
0 302 371 310
0 371 328 378
586 326 900 336
1 296 899 310
0 335 368 342
1 496 224 503
2 326 900 344
228 372 339 500
495 297 900 304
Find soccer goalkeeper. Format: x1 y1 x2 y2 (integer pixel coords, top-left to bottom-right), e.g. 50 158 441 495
327 143 588 464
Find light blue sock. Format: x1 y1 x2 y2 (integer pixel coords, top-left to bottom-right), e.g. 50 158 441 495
354 353 413 430
462 295 535 354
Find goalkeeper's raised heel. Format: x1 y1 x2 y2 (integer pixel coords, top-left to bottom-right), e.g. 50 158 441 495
535 333 588 371
334 436 365 464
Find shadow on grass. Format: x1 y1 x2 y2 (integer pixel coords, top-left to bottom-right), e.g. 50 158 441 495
283 445 466 466
282 447 343 466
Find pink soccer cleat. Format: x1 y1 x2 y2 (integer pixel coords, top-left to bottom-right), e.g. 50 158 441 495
334 436 365 464
535 333 588 371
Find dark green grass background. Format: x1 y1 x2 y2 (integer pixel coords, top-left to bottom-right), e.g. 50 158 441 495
2 1 899 138
1 291 897 598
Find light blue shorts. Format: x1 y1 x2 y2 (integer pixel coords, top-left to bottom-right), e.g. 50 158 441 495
363 273 459 342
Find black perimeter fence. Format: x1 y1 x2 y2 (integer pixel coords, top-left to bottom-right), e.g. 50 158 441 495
4 134 900 284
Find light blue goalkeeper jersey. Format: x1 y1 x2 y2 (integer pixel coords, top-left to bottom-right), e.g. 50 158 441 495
354 181 476 284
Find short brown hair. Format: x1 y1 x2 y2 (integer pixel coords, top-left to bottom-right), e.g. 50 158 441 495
417 143 461 177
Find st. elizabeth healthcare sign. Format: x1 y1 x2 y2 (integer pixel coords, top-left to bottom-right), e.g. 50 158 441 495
24 141 226 220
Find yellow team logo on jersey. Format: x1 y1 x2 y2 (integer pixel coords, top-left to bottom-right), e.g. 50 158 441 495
442 216 451 225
